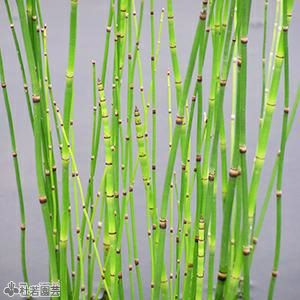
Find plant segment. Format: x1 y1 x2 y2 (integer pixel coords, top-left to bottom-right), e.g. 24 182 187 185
1 0 299 299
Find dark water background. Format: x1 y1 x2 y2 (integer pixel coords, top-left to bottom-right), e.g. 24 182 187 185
0 1 300 299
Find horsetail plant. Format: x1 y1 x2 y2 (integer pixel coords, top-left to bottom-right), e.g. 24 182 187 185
1 0 300 299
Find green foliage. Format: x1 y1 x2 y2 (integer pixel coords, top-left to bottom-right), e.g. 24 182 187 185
0 0 299 299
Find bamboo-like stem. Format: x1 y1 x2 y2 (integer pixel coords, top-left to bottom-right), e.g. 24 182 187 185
260 0 269 124
268 1 290 297
97 80 117 297
166 0 182 106
134 107 156 297
60 1 79 298
153 10 204 298
2 1 299 299
150 1 158 249
15 0 58 283
253 85 300 253
248 0 294 246
4 0 34 129
53 100 112 299
0 49 30 287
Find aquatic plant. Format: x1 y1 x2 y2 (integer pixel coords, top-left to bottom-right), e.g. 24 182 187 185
0 0 299 299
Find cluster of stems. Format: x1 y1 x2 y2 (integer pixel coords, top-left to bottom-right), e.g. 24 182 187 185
0 0 299 299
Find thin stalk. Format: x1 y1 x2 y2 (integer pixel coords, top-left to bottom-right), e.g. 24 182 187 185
15 0 58 283
4 0 34 129
60 1 79 298
0 50 30 287
268 0 289 297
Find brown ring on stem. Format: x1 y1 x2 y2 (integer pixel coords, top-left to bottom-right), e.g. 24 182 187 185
200 11 207 20
272 270 278 278
208 173 215 181
159 219 167 229
176 115 184 125
275 53 284 59
39 196 47 204
229 168 240 177
239 145 247 153
255 155 265 161
220 79 227 86
217 272 227 282
241 37 248 44
237 57 242 67
32 95 41 103
243 247 251 256
196 154 202 162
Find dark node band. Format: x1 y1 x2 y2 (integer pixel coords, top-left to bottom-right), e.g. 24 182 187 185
283 26 289 32
239 145 247 153
159 219 167 229
32 95 41 103
243 247 250 256
241 37 248 44
39 196 47 204
229 168 240 177
176 115 184 125
196 154 202 162
272 270 278 278
220 79 227 86
217 272 227 281
208 173 215 181
200 11 207 20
